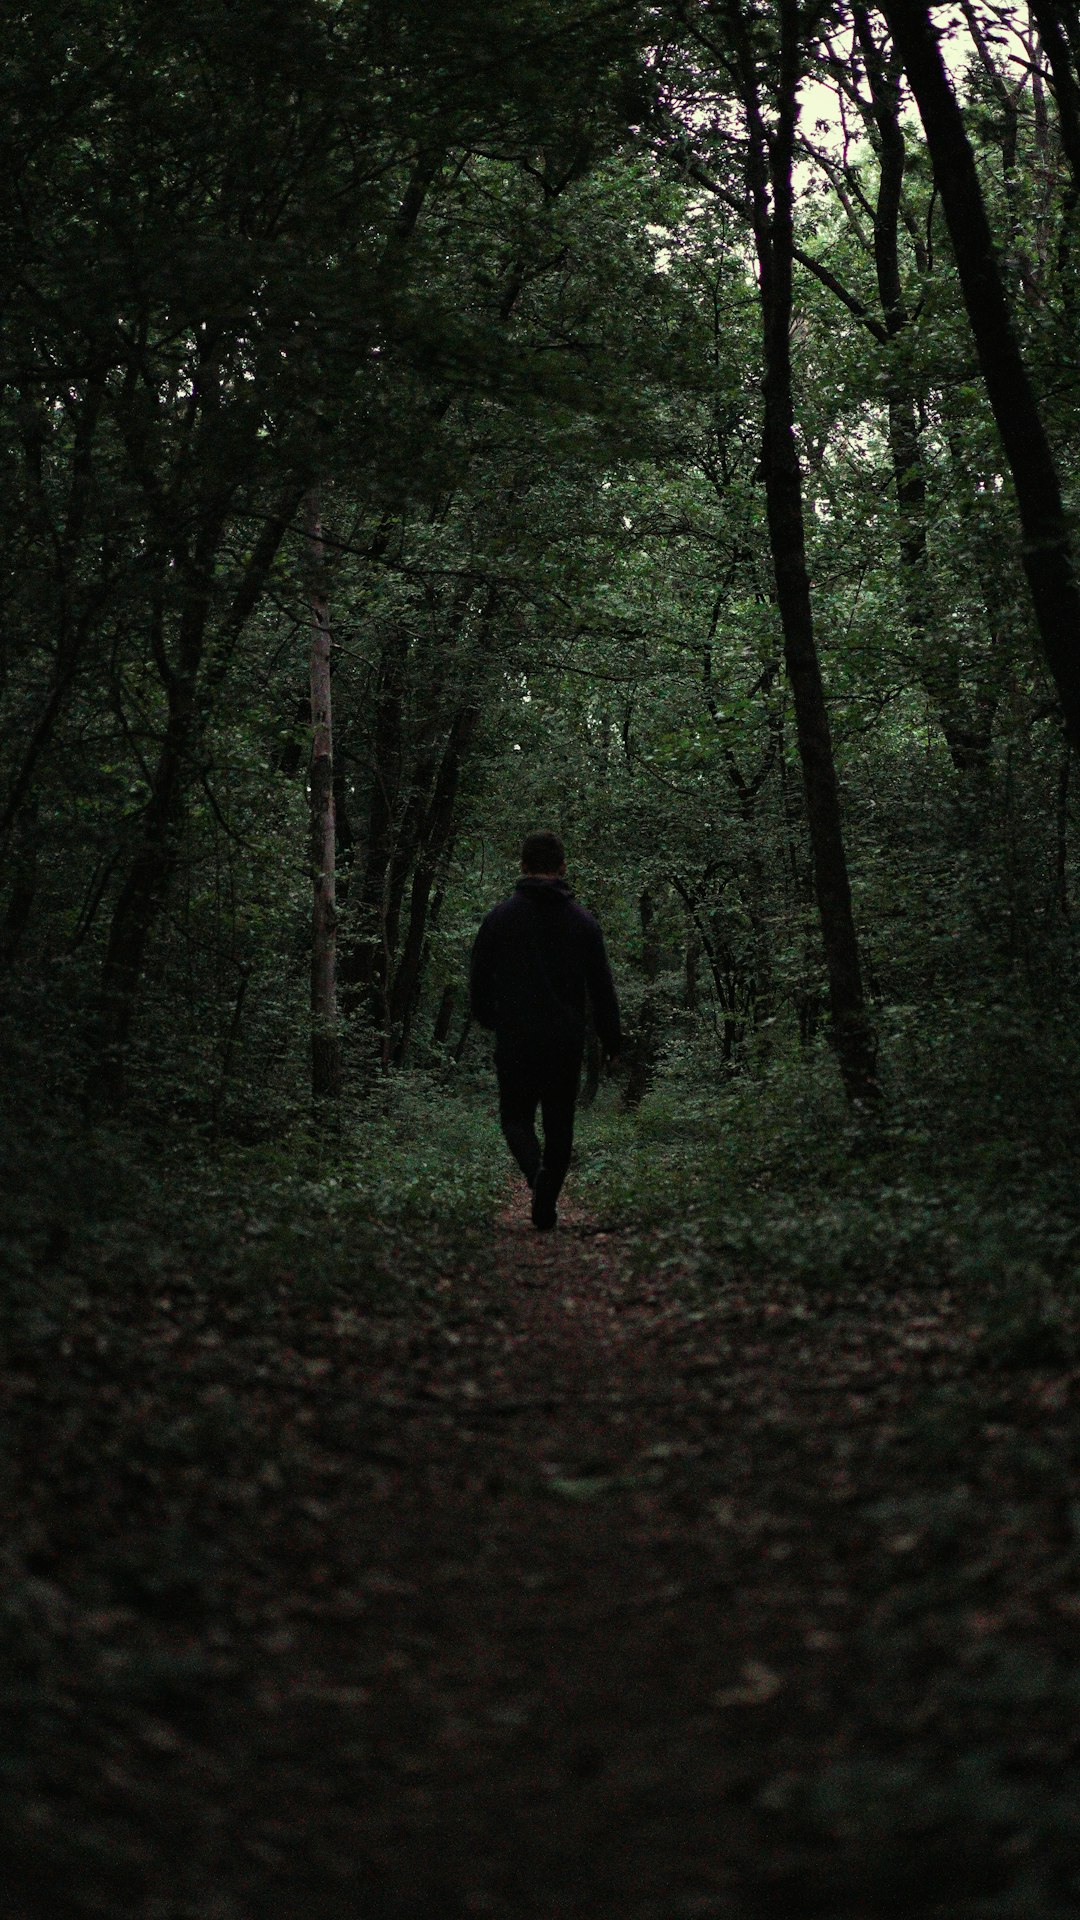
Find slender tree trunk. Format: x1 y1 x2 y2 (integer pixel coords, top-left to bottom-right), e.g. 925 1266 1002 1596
1054 738 1072 918
0 802 39 968
92 474 218 1102
307 496 342 1100
89 486 302 1104
432 984 456 1046
2 376 112 845
343 584 493 1037
340 626 407 1017
452 1012 474 1064
853 9 968 762
1030 0 1080 186
210 959 253 1139
742 0 879 1104
389 704 480 1058
883 0 1080 753
866 16 989 767
92 677 200 1104
684 928 701 1011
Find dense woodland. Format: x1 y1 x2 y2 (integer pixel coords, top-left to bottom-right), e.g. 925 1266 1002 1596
4 0 1080 1137
5 3 1080 1916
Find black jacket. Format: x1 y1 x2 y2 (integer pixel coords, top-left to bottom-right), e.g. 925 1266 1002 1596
469 877 621 1058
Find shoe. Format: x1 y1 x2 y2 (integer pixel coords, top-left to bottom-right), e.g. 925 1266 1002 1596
531 1166 558 1230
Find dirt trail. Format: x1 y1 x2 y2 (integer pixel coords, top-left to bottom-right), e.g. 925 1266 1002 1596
5 1191 1080 1919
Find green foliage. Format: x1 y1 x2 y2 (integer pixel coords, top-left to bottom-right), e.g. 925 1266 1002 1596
575 999 1080 1317
0 1058 508 1351
6 16 1080 1917
213 1073 509 1263
0 0 1077 1274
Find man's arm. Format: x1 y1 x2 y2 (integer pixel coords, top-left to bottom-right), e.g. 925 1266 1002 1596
469 911 499 1030
585 920 621 1058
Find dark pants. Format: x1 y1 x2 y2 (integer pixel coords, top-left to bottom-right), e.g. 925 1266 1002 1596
495 1041 581 1199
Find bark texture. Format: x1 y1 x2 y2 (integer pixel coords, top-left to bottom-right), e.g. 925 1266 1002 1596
307 499 342 1101
883 0 1080 753
742 0 879 1104
89 486 302 1104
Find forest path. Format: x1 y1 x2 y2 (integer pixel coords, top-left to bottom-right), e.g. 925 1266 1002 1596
6 1184 1080 1920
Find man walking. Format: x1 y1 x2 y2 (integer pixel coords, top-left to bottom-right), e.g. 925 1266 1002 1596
469 830 621 1230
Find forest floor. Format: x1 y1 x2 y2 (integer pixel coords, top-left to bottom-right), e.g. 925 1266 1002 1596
4 1170 1080 1920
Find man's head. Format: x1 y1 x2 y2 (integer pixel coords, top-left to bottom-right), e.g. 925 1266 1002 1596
520 829 566 877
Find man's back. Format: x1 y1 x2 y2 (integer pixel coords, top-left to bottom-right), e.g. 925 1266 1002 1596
470 875 620 1058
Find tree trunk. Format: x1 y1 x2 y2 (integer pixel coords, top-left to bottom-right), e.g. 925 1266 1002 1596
684 929 701 1011
0 802 39 969
1054 737 1072 919
88 488 303 1104
743 0 879 1104
307 497 342 1101
639 889 661 981
883 0 1080 753
340 625 408 1021
1029 0 1080 205
2 377 108 841
853 9 965 760
432 984 456 1046
389 704 480 1059
91 681 199 1105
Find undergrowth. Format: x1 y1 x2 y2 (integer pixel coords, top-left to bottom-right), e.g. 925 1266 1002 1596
5 993 1080 1369
574 1017 1080 1359
0 1069 508 1360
